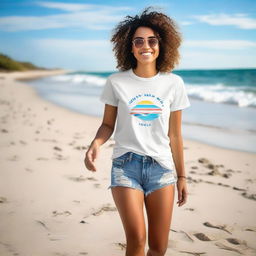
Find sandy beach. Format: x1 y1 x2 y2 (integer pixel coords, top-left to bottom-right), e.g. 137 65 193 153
0 69 256 256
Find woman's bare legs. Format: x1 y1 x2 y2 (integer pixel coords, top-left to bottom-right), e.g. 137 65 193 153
145 184 175 256
111 186 146 256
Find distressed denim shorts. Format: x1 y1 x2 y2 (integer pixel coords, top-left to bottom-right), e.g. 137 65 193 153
108 151 177 197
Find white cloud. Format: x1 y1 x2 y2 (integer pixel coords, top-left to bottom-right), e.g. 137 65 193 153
180 21 194 26
34 38 110 49
36 1 93 12
192 13 256 29
0 4 131 31
36 1 131 12
182 40 256 50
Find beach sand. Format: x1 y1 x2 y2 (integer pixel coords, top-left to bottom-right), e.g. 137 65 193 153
0 69 255 256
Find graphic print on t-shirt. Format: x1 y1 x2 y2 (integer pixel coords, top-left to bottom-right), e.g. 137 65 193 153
128 93 164 127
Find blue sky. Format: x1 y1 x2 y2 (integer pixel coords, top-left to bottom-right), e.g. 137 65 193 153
0 0 255 71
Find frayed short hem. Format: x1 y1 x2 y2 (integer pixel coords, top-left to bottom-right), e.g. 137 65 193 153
108 185 144 193
144 181 176 197
108 181 176 197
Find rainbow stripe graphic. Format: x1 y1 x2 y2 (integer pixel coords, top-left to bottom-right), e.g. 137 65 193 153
130 100 162 121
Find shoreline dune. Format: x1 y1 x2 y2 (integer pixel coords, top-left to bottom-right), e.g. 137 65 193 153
0 70 255 255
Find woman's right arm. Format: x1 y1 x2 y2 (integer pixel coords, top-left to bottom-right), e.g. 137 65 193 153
84 104 117 172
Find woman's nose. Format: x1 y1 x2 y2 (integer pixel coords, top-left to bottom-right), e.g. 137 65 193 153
144 40 151 48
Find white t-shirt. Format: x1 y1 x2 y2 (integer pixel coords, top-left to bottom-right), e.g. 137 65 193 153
99 68 191 171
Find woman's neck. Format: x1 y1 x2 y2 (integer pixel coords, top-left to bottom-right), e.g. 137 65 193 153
133 64 158 78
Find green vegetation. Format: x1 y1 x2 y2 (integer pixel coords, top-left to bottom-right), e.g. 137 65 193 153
0 53 47 72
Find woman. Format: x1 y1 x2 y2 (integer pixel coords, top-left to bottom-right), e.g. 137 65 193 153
84 6 191 256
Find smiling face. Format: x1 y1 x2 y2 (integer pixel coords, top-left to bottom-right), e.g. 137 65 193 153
131 26 160 68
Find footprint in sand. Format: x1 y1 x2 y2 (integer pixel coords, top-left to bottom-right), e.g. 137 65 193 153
198 158 210 164
222 173 232 178
0 241 19 255
226 237 247 245
216 182 230 187
54 153 69 160
36 157 49 160
198 158 233 178
52 210 72 217
244 227 256 232
114 242 126 250
87 177 98 181
25 167 33 172
245 178 256 183
203 221 232 234
215 241 243 254
241 191 256 201
42 138 58 143
178 230 194 242
54 153 63 160
0 196 8 203
74 145 88 150
67 175 87 182
53 146 62 151
91 204 117 216
48 234 67 241
80 220 89 224
19 140 27 145
193 232 212 241
185 208 194 211
179 251 206 255
66 175 97 182
233 186 246 191
35 220 50 231
47 118 55 125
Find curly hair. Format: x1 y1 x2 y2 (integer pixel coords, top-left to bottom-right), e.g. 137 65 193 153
110 6 183 72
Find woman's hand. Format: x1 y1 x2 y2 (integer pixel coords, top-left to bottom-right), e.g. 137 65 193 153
176 178 188 207
84 140 100 172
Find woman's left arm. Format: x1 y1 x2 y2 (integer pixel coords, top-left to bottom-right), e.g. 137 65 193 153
168 110 188 206
168 110 186 176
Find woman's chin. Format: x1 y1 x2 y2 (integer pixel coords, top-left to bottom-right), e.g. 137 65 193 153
138 58 157 65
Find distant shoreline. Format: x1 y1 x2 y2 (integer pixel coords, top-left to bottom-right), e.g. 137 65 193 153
0 68 71 81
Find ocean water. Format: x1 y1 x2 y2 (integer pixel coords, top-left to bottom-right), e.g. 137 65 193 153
25 69 256 153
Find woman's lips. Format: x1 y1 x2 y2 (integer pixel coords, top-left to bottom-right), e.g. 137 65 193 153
141 52 152 56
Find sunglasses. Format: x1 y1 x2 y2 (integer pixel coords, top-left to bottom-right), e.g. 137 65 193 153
132 37 160 48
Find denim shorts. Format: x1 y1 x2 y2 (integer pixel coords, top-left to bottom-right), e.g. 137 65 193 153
108 151 177 197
